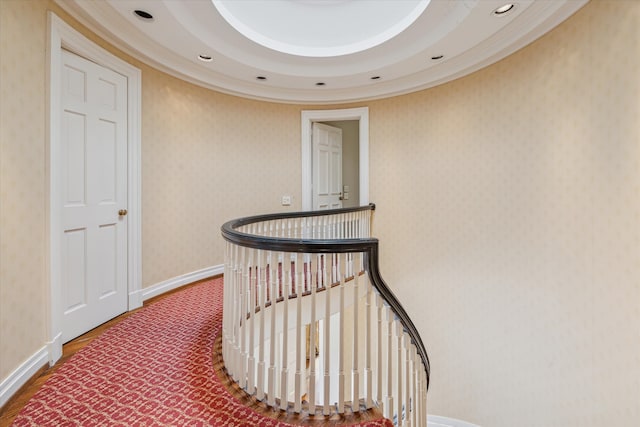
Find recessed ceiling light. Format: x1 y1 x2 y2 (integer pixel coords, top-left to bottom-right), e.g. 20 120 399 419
315 82 326 86
493 4 515 16
371 76 381 80
133 9 153 21
198 54 213 62
256 76 267 81
431 55 444 60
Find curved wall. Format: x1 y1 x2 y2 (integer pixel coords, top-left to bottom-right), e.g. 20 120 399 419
1 0 638 425
368 1 639 424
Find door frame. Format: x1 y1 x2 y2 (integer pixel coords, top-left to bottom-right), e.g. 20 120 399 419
301 107 369 211
47 12 142 365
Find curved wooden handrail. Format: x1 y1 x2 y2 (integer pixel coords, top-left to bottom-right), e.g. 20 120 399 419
221 203 430 388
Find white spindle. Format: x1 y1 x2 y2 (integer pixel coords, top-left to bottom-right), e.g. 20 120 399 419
239 246 247 389
412 347 418 427
308 254 317 414
257 251 266 400
397 322 403 426
422 370 428 426
385 306 393 421
280 254 290 411
352 264 360 410
376 294 383 410
404 337 412 427
338 253 346 414
247 249 256 395
294 254 303 413
323 252 331 416
225 241 231 362
365 273 373 409
268 253 277 406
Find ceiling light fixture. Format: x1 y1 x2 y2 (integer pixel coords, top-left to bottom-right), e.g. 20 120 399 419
198 54 213 62
493 4 515 16
133 9 154 21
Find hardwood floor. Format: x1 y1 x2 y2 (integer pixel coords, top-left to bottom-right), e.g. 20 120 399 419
0 279 386 426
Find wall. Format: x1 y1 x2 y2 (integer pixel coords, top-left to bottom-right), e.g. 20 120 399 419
322 120 360 208
0 0 49 382
368 1 639 425
0 0 302 386
141 70 301 286
1 0 639 425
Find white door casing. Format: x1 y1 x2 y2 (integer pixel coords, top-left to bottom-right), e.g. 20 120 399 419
48 12 141 364
60 50 128 342
301 107 369 211
312 123 343 210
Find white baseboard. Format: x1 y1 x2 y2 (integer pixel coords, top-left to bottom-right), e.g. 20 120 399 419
428 415 481 427
141 264 224 302
46 332 63 366
128 288 144 310
0 346 48 409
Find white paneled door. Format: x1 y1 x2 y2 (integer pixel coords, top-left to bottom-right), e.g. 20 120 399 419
312 123 343 210
60 49 128 342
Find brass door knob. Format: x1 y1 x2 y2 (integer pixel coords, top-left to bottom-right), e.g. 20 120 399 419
118 209 128 216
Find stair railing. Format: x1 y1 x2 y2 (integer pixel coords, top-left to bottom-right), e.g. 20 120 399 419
221 204 430 426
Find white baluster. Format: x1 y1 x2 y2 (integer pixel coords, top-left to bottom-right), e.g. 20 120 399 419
422 370 428 427
337 253 346 414
323 252 331 416
227 243 234 377
257 251 266 400
404 334 411 427
222 242 230 368
397 322 403 426
294 254 303 413
416 360 422 427
385 306 393 421
247 249 256 395
239 246 248 389
376 294 383 411
308 254 317 414
268 252 277 406
410 345 417 427
364 273 373 409
280 253 290 411
352 264 360 411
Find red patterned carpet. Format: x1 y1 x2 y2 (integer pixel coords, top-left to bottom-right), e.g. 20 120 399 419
12 278 392 426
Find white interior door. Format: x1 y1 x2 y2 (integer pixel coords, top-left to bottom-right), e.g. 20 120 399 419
60 49 128 342
312 123 343 210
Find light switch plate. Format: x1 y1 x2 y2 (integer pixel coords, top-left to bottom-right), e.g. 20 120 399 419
281 195 291 206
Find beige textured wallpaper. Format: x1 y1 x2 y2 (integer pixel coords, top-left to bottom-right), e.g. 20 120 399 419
1 1 639 426
368 1 640 425
141 72 301 286
0 0 49 384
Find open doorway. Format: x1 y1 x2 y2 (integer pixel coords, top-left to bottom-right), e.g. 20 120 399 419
301 107 369 211
318 120 359 209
